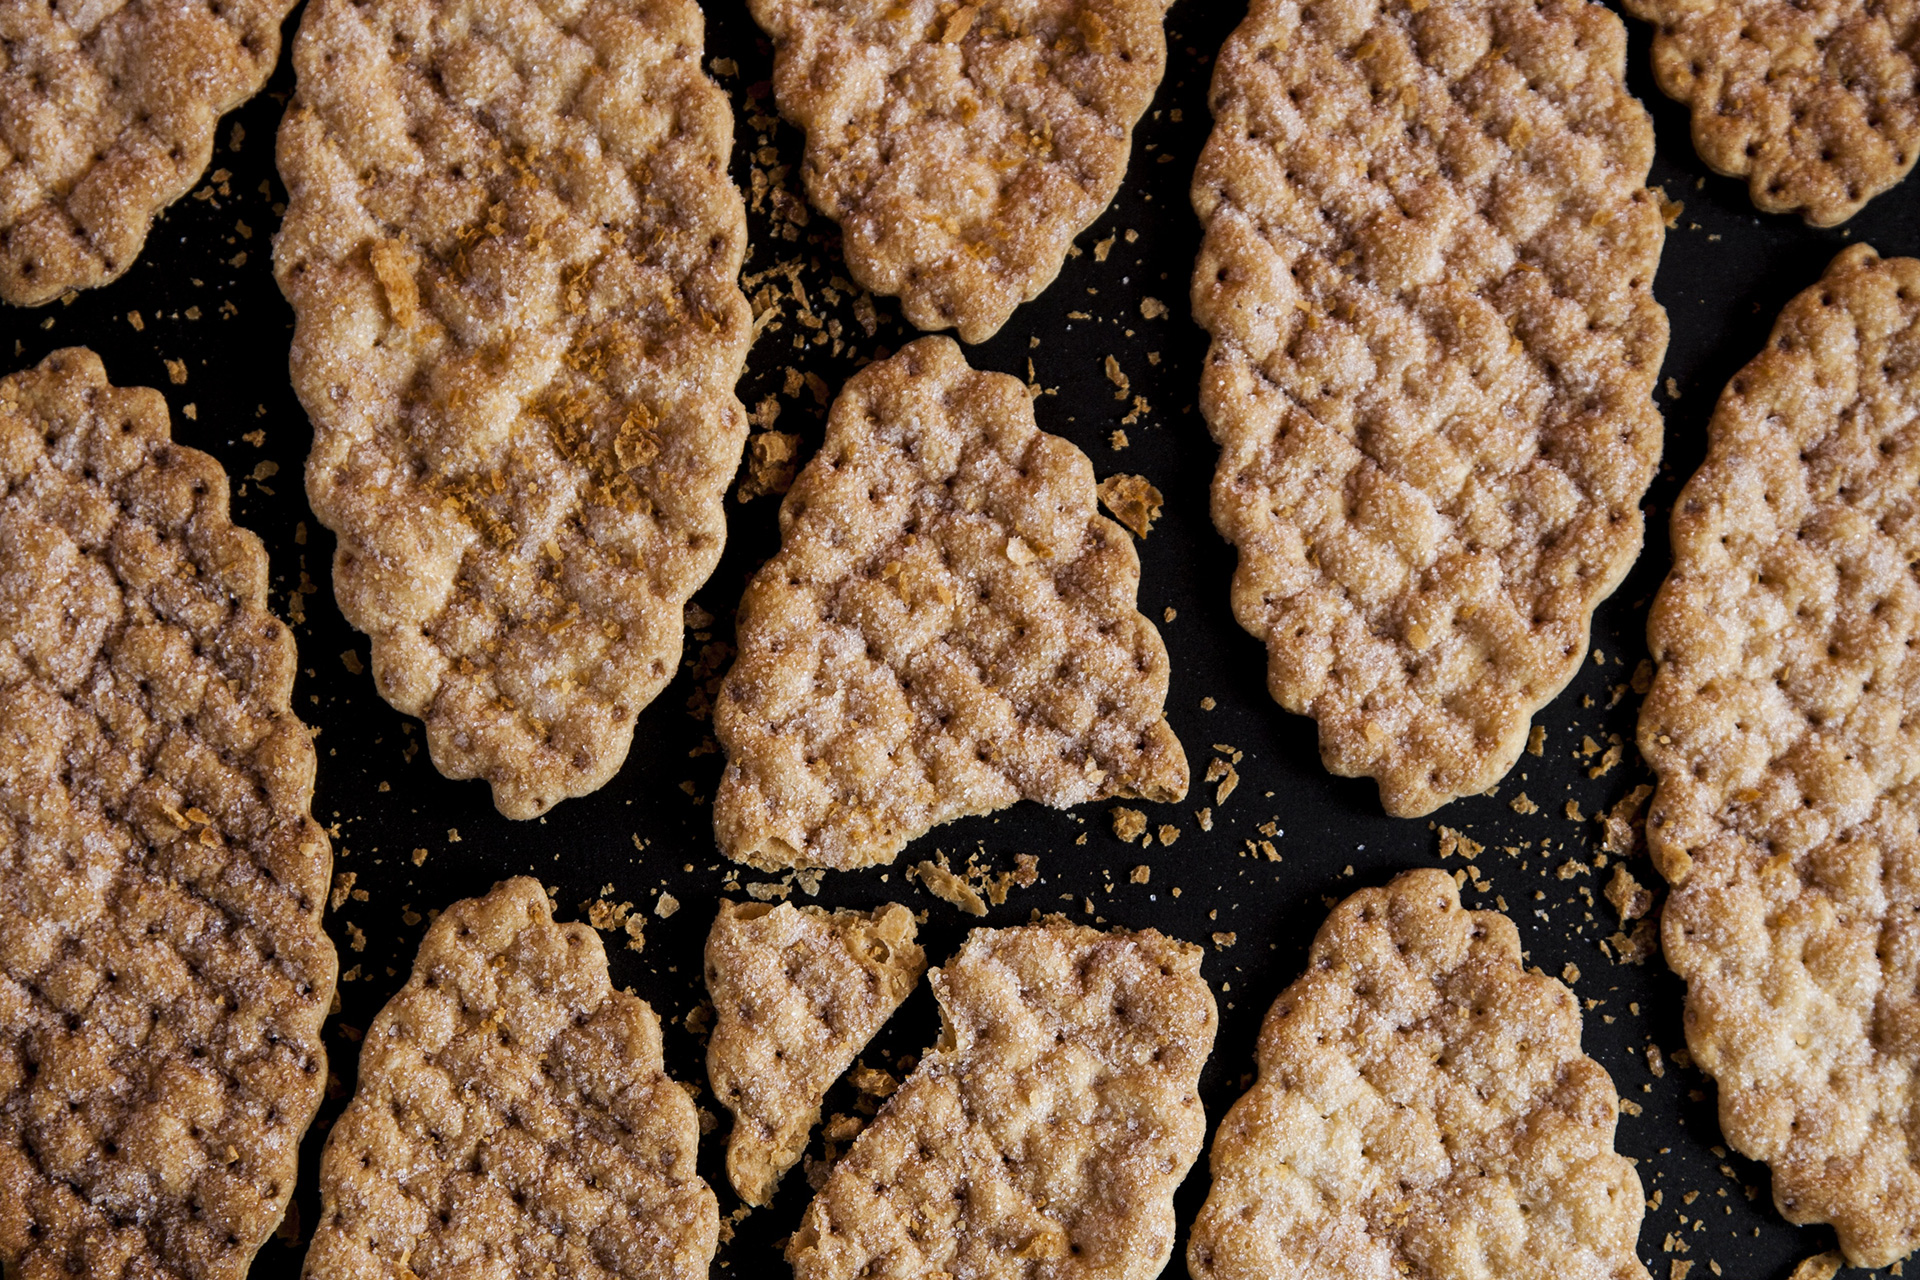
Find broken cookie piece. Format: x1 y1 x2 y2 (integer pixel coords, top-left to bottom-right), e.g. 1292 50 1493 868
748 0 1175 342
1190 869 1647 1280
1641 245 1920 1270
276 0 752 818
0 350 336 1280
714 336 1187 871
705 900 926 1206
302 878 716 1279
788 918 1216 1279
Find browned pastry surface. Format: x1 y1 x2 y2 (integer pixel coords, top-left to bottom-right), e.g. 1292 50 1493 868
275 0 751 818
1625 0 1919 225
301 877 716 1279
0 348 335 1280
1192 0 1669 816
705 899 925 1206
0 0 295 305
788 917 1216 1280
1641 243 1920 1269
748 0 1172 343
1189 869 1647 1280
713 335 1187 871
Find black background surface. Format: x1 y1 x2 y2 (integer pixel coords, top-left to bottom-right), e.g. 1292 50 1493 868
7 0 1919 1275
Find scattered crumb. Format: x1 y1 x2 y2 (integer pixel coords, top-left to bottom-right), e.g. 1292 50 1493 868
1212 931 1237 949
1156 824 1179 847
1606 863 1654 923
1140 297 1168 320
1527 725 1546 756
586 898 635 933
983 854 1040 906
1097 473 1163 538
1599 785 1654 855
1609 917 1660 965
1509 792 1538 816
1589 733 1626 778
1204 757 1240 805
1109 428 1129 450
848 1063 899 1098
654 892 680 919
1111 807 1148 843
737 430 803 502
1437 826 1484 859
1130 865 1151 884
1788 1254 1843 1280
913 857 988 916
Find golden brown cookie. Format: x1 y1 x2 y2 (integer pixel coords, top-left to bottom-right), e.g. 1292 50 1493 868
0 0 295 305
1192 0 1669 817
301 877 716 1279
713 336 1187 871
1640 244 1920 1269
705 899 925 1206
1189 870 1647 1280
788 918 1216 1280
275 0 751 819
748 0 1173 343
1624 0 1919 225
0 349 335 1280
